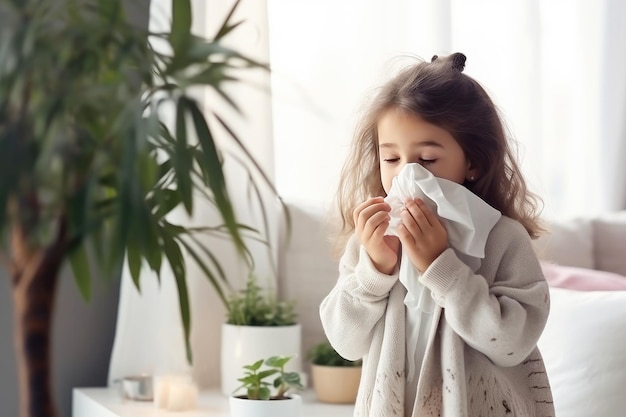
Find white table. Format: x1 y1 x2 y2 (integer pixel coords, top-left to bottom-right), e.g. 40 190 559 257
73 387 355 417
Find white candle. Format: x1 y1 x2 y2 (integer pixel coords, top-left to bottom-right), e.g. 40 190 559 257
167 380 198 411
153 374 197 411
153 376 170 409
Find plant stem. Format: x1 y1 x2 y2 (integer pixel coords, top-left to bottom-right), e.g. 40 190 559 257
11 229 66 417
10 202 69 417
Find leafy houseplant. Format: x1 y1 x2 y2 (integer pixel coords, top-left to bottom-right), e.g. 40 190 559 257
220 272 301 395
307 340 362 367
307 340 362 404
225 272 297 326
234 356 303 400
230 356 303 417
0 1 283 416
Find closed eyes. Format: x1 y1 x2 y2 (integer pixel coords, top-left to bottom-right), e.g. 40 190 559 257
419 158 436 166
382 158 436 165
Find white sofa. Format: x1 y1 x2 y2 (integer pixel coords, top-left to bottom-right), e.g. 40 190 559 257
533 211 626 276
533 211 626 417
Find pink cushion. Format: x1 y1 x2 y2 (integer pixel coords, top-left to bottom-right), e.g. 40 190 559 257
541 262 626 291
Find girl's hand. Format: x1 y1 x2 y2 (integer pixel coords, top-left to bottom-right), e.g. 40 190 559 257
397 198 448 272
353 197 400 275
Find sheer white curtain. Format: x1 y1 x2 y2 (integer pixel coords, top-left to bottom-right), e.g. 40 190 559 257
268 0 626 218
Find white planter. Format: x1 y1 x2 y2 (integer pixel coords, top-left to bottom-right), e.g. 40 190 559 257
220 323 302 396
229 394 301 417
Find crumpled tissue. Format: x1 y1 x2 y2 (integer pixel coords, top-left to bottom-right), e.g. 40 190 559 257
384 163 501 259
383 163 501 381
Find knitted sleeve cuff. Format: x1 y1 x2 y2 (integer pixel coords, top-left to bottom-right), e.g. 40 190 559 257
353 245 398 297
419 248 467 304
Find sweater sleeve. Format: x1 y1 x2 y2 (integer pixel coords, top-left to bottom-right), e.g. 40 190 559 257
319 235 399 361
420 217 550 367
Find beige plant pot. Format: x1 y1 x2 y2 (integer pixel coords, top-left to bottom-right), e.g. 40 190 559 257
310 364 362 404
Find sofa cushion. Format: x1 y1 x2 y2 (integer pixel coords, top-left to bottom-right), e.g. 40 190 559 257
533 218 594 270
538 288 626 417
593 211 626 276
541 262 626 291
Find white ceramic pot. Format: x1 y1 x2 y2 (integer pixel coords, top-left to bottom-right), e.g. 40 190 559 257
220 323 302 395
229 394 301 417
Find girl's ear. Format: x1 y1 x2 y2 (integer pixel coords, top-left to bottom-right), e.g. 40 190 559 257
466 161 479 182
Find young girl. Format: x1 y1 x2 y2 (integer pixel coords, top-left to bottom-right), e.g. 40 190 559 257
320 53 554 417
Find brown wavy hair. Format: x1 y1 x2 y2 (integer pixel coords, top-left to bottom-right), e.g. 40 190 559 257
333 53 543 254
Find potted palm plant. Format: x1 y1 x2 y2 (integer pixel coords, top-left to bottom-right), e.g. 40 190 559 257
230 355 304 417
221 272 301 395
0 1 284 416
307 339 362 404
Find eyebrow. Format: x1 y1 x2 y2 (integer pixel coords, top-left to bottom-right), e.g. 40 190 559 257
378 141 444 149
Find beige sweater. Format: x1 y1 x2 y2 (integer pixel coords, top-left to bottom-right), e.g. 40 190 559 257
320 216 555 417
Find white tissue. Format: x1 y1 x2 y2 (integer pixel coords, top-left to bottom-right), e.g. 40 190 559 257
383 163 501 382
384 163 501 259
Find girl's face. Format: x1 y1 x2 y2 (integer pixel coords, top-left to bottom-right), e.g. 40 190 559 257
377 109 477 195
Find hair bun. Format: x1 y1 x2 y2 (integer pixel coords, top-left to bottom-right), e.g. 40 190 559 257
429 52 466 72
450 52 466 72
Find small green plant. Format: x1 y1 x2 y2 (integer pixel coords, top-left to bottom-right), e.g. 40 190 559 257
307 340 362 367
225 273 297 326
234 356 304 400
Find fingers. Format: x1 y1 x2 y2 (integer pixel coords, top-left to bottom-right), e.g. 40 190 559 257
415 198 443 228
352 197 399 274
353 197 390 232
400 198 429 235
397 198 448 271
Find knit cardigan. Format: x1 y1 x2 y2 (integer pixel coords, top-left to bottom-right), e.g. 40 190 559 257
320 216 555 417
